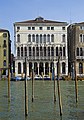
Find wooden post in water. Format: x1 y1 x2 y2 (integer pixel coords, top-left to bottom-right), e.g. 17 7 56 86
8 68 10 102
57 55 62 116
74 60 78 103
32 64 34 102
24 58 28 116
53 65 56 103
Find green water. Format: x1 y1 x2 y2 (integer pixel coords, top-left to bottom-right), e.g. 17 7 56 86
0 80 84 120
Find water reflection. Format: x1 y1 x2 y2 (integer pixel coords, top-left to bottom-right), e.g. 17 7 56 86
0 80 84 120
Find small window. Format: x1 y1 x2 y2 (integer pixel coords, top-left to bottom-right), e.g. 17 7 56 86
3 60 6 66
51 27 54 30
80 34 82 42
3 40 6 47
17 27 20 31
32 27 35 30
28 27 31 30
39 27 42 30
3 33 7 38
47 27 50 30
62 27 65 30
4 49 6 56
17 34 20 42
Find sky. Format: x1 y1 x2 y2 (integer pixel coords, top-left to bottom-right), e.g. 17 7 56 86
0 0 84 53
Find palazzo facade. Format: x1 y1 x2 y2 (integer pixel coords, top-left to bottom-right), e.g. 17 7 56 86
14 17 68 77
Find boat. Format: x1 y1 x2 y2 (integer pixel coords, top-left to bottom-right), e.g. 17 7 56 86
43 75 51 80
34 75 43 80
11 76 22 81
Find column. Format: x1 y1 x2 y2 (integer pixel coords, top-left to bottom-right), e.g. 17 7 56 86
43 63 45 75
49 63 50 75
38 63 39 75
54 61 57 76
21 61 23 77
27 62 29 76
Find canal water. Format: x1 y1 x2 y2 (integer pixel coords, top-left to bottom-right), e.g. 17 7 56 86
0 80 84 120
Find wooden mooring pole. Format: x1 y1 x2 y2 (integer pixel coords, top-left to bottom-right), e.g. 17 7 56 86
24 58 28 116
74 60 78 103
57 55 62 116
8 68 11 102
53 67 56 103
32 65 34 102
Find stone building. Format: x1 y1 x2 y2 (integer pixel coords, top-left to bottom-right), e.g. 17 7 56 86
14 17 68 77
0 29 11 77
68 22 84 77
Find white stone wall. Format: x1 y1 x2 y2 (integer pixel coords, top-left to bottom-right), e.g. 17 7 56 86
14 22 68 77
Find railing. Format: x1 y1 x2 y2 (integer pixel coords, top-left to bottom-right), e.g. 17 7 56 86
15 56 67 61
76 56 84 60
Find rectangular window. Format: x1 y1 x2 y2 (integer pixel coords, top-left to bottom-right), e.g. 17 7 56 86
32 27 35 30
17 27 20 31
62 27 65 30
3 60 6 66
39 27 42 30
51 27 54 30
4 50 6 56
47 27 50 30
28 27 31 30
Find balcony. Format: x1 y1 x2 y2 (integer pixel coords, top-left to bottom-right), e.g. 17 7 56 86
16 56 67 61
76 56 84 60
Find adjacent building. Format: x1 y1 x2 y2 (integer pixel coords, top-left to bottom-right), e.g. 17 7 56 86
68 22 84 77
0 29 11 78
14 17 68 77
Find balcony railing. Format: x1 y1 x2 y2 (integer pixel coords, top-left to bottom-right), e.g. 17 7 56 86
15 56 66 61
76 56 84 60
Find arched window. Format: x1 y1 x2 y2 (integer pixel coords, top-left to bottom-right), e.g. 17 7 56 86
60 47 62 56
21 47 23 57
32 34 35 42
62 62 66 74
80 34 82 42
48 47 50 56
28 34 31 42
56 47 58 56
79 62 83 74
40 46 43 56
3 60 6 66
24 47 27 56
33 47 35 56
62 34 65 42
29 47 31 56
51 34 54 42
36 34 39 43
44 34 46 43
63 47 65 56
80 48 83 56
17 34 20 42
51 47 54 56
17 47 20 57
18 62 21 74
40 34 42 43
47 34 50 42
3 40 6 47
36 47 39 56
77 47 79 56
44 47 46 56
